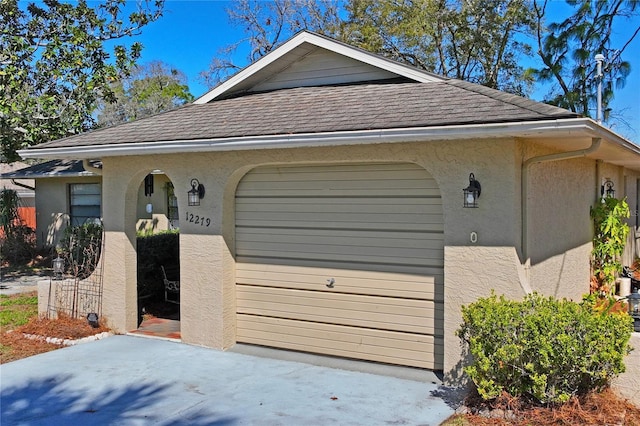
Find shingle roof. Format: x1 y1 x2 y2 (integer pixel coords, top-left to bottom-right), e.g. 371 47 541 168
0 159 100 178
30 80 579 150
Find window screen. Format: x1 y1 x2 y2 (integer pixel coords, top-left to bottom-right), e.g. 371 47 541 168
70 183 101 226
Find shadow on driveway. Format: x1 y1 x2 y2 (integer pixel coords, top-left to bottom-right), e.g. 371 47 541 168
1 335 455 425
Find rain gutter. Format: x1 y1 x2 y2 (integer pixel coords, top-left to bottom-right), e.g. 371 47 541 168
17 118 628 160
520 137 602 265
82 159 103 175
10 179 35 191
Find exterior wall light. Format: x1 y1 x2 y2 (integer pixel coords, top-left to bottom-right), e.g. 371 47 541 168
463 173 481 208
87 312 100 328
628 291 640 332
188 178 205 206
52 256 64 280
601 179 615 199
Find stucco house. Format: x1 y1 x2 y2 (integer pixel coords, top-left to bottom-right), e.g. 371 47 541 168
1 159 179 248
16 32 640 383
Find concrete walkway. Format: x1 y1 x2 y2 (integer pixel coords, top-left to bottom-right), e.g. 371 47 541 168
1 335 458 425
0 272 46 296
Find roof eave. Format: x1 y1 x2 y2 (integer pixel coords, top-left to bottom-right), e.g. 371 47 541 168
17 118 640 169
0 171 98 179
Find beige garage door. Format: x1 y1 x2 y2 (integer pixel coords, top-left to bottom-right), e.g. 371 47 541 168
235 163 444 369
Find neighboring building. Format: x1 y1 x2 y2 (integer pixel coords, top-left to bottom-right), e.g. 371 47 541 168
1 160 177 248
0 161 36 231
15 32 640 383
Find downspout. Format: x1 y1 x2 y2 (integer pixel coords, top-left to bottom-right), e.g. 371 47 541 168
521 137 601 267
10 179 35 191
82 159 103 175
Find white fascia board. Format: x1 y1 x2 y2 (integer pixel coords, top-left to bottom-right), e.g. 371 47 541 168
19 118 638 161
0 171 97 179
194 32 318 104
194 32 442 104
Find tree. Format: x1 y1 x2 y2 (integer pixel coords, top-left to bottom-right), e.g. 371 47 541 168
531 0 640 122
201 0 536 95
97 61 193 127
343 0 536 94
0 0 164 162
200 0 342 88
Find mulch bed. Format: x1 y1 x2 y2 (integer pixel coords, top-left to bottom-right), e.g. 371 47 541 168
455 388 640 425
1 313 111 364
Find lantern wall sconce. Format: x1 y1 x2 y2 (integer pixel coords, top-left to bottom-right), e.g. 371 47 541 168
463 173 481 208
601 179 615 199
52 256 64 280
188 178 205 206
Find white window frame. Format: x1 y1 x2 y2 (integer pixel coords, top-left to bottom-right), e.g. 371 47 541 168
69 183 101 226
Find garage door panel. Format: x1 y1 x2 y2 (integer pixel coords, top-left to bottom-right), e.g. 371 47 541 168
237 226 444 241
236 240 444 259
236 210 443 224
236 196 444 206
237 257 444 290
237 286 437 334
236 248 445 268
235 163 444 369
236 263 440 299
238 162 440 182
236 231 443 250
236 219 445 233
237 315 444 369
236 199 444 215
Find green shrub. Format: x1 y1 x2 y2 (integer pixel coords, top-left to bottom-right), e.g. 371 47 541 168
0 224 36 264
0 189 36 265
457 292 633 405
136 229 179 299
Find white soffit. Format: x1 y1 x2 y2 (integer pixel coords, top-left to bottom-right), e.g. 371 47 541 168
194 31 444 104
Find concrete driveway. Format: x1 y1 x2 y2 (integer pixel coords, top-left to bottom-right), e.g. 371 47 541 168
1 335 458 425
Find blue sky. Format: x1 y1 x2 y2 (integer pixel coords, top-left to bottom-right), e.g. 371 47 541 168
123 0 640 142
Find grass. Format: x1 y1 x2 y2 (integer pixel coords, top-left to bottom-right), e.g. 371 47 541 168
0 291 111 364
0 292 38 328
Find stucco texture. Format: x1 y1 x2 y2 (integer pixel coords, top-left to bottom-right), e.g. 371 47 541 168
34 177 101 248
94 137 627 383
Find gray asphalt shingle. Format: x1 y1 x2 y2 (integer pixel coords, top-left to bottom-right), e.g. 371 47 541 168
30 80 579 150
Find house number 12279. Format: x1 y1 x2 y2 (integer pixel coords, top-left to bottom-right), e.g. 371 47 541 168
186 212 211 227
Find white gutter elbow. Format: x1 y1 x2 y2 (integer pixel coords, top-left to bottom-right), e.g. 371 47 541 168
83 159 103 175
521 137 601 264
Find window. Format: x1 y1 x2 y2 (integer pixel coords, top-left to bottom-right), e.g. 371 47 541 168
69 183 101 226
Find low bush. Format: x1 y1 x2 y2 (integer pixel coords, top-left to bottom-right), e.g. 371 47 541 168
0 225 36 264
457 292 633 405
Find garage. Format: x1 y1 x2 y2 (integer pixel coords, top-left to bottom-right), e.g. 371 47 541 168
235 162 444 369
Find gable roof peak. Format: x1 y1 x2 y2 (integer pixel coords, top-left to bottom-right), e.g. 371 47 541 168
194 30 445 104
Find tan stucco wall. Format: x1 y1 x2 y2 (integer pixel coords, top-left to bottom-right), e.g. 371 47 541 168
527 156 594 299
97 138 614 381
34 176 102 248
134 173 174 234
